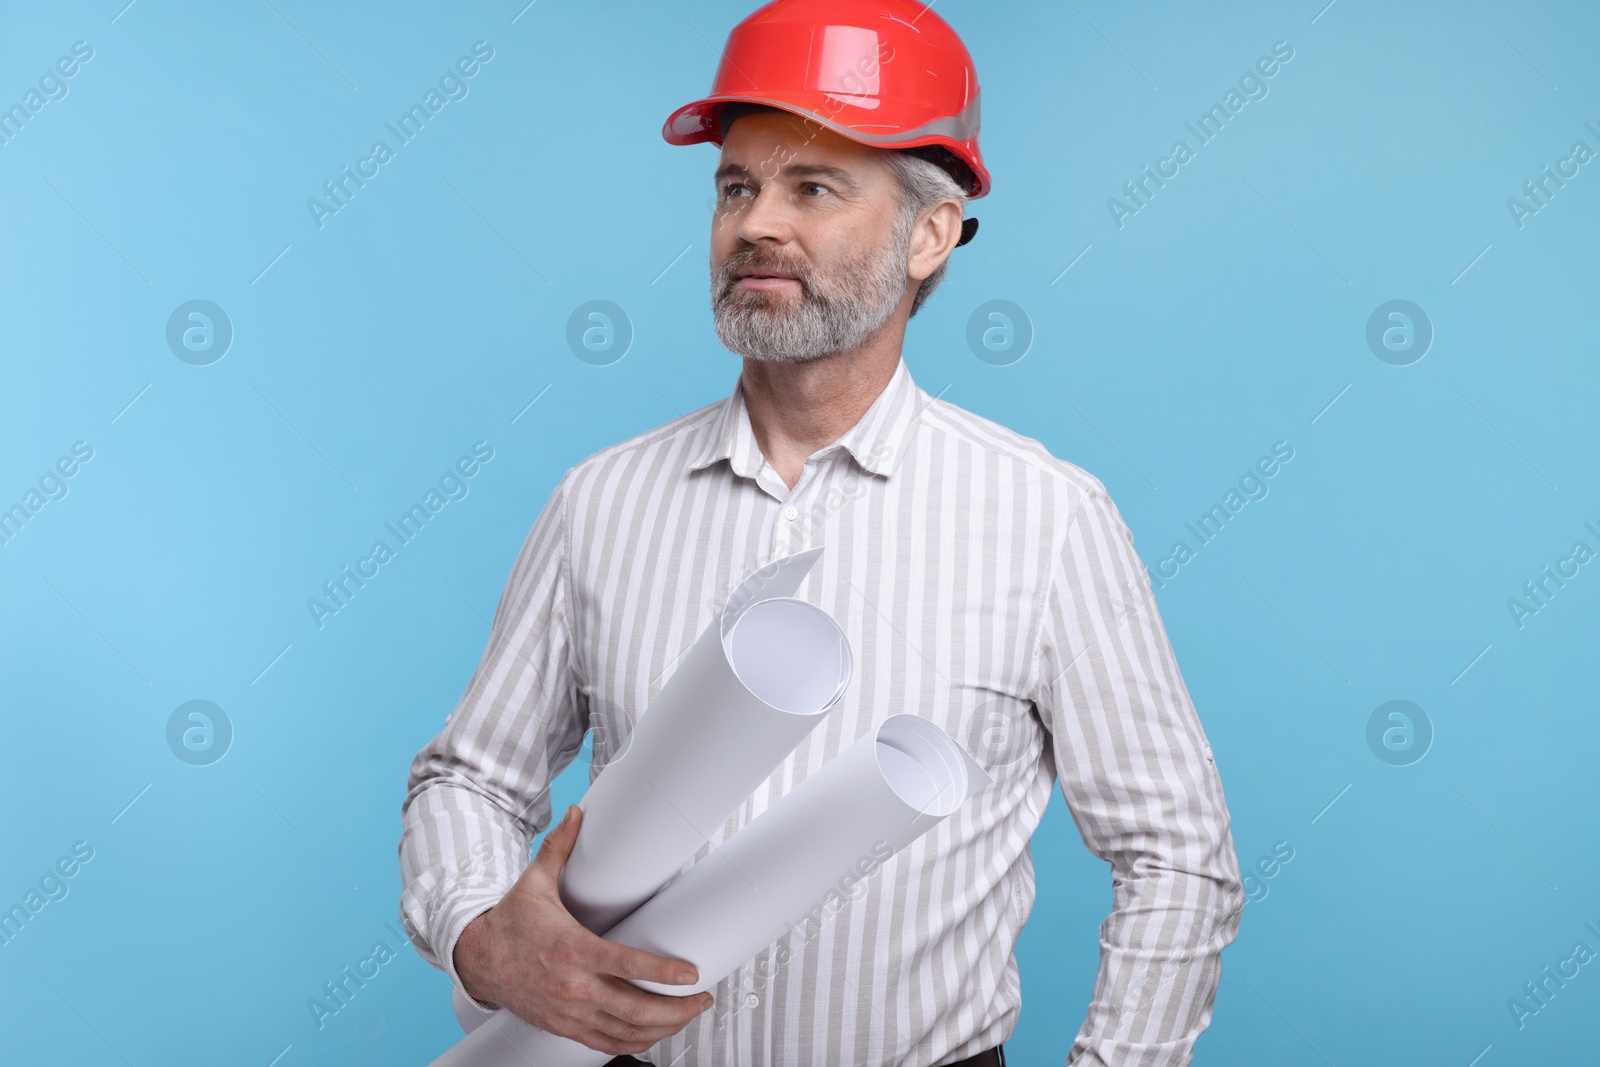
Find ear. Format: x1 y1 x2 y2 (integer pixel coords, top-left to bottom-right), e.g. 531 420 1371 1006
906 198 965 283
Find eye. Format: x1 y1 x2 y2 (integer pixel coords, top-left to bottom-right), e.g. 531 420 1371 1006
719 182 753 200
800 181 830 196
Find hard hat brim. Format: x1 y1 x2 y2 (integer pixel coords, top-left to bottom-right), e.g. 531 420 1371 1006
663 92 991 199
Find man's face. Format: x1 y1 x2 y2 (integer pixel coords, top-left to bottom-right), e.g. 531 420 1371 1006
709 110 913 364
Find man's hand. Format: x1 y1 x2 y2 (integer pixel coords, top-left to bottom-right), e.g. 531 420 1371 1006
453 805 715 1056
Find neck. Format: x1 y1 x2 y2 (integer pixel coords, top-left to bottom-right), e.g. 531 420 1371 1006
739 319 906 491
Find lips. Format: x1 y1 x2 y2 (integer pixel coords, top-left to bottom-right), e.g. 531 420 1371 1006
727 264 804 298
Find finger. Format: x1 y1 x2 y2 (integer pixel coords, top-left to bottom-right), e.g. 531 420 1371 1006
602 939 700 987
589 1000 709 1049
573 1027 652 1058
531 805 582 875
595 977 715 1030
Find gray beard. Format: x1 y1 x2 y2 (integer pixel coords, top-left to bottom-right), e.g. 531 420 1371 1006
711 222 911 364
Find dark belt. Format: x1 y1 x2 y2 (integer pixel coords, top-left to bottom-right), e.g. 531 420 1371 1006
605 1045 1004 1066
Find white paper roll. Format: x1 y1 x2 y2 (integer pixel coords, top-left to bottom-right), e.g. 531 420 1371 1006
452 987 493 1034
428 715 991 1067
608 714 992 997
559 545 852 935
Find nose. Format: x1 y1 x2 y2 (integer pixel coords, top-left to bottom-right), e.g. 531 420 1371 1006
733 183 794 246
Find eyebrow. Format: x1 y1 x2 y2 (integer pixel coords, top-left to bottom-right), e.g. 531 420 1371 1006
714 161 862 194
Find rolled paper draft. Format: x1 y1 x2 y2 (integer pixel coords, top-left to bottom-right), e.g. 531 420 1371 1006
559 545 853 935
452 987 492 1034
428 714 990 1067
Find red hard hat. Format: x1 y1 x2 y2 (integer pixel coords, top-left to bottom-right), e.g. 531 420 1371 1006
661 0 991 202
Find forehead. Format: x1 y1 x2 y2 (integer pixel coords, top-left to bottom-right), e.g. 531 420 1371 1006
717 109 888 178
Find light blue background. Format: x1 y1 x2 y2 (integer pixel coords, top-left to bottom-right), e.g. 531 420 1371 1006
2 1 1596 1064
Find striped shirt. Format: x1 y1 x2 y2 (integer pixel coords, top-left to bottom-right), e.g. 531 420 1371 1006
399 354 1245 1067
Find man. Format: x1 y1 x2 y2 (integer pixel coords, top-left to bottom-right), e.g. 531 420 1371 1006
398 2 1244 1065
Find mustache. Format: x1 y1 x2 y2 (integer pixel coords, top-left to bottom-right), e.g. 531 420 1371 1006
718 250 813 297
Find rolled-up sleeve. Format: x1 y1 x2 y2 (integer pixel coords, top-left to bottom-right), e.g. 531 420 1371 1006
397 470 589 1011
1029 478 1245 1067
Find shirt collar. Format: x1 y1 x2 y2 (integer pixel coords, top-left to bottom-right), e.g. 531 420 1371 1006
685 357 924 481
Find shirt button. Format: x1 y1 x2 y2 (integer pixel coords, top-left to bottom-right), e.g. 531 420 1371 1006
745 993 760 1009
783 505 799 521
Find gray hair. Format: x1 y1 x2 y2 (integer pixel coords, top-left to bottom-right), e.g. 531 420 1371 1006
881 150 970 318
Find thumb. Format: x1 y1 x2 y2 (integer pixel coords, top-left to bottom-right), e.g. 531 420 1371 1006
532 804 582 879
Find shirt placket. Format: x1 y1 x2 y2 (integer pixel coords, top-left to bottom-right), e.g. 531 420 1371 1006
757 449 839 559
